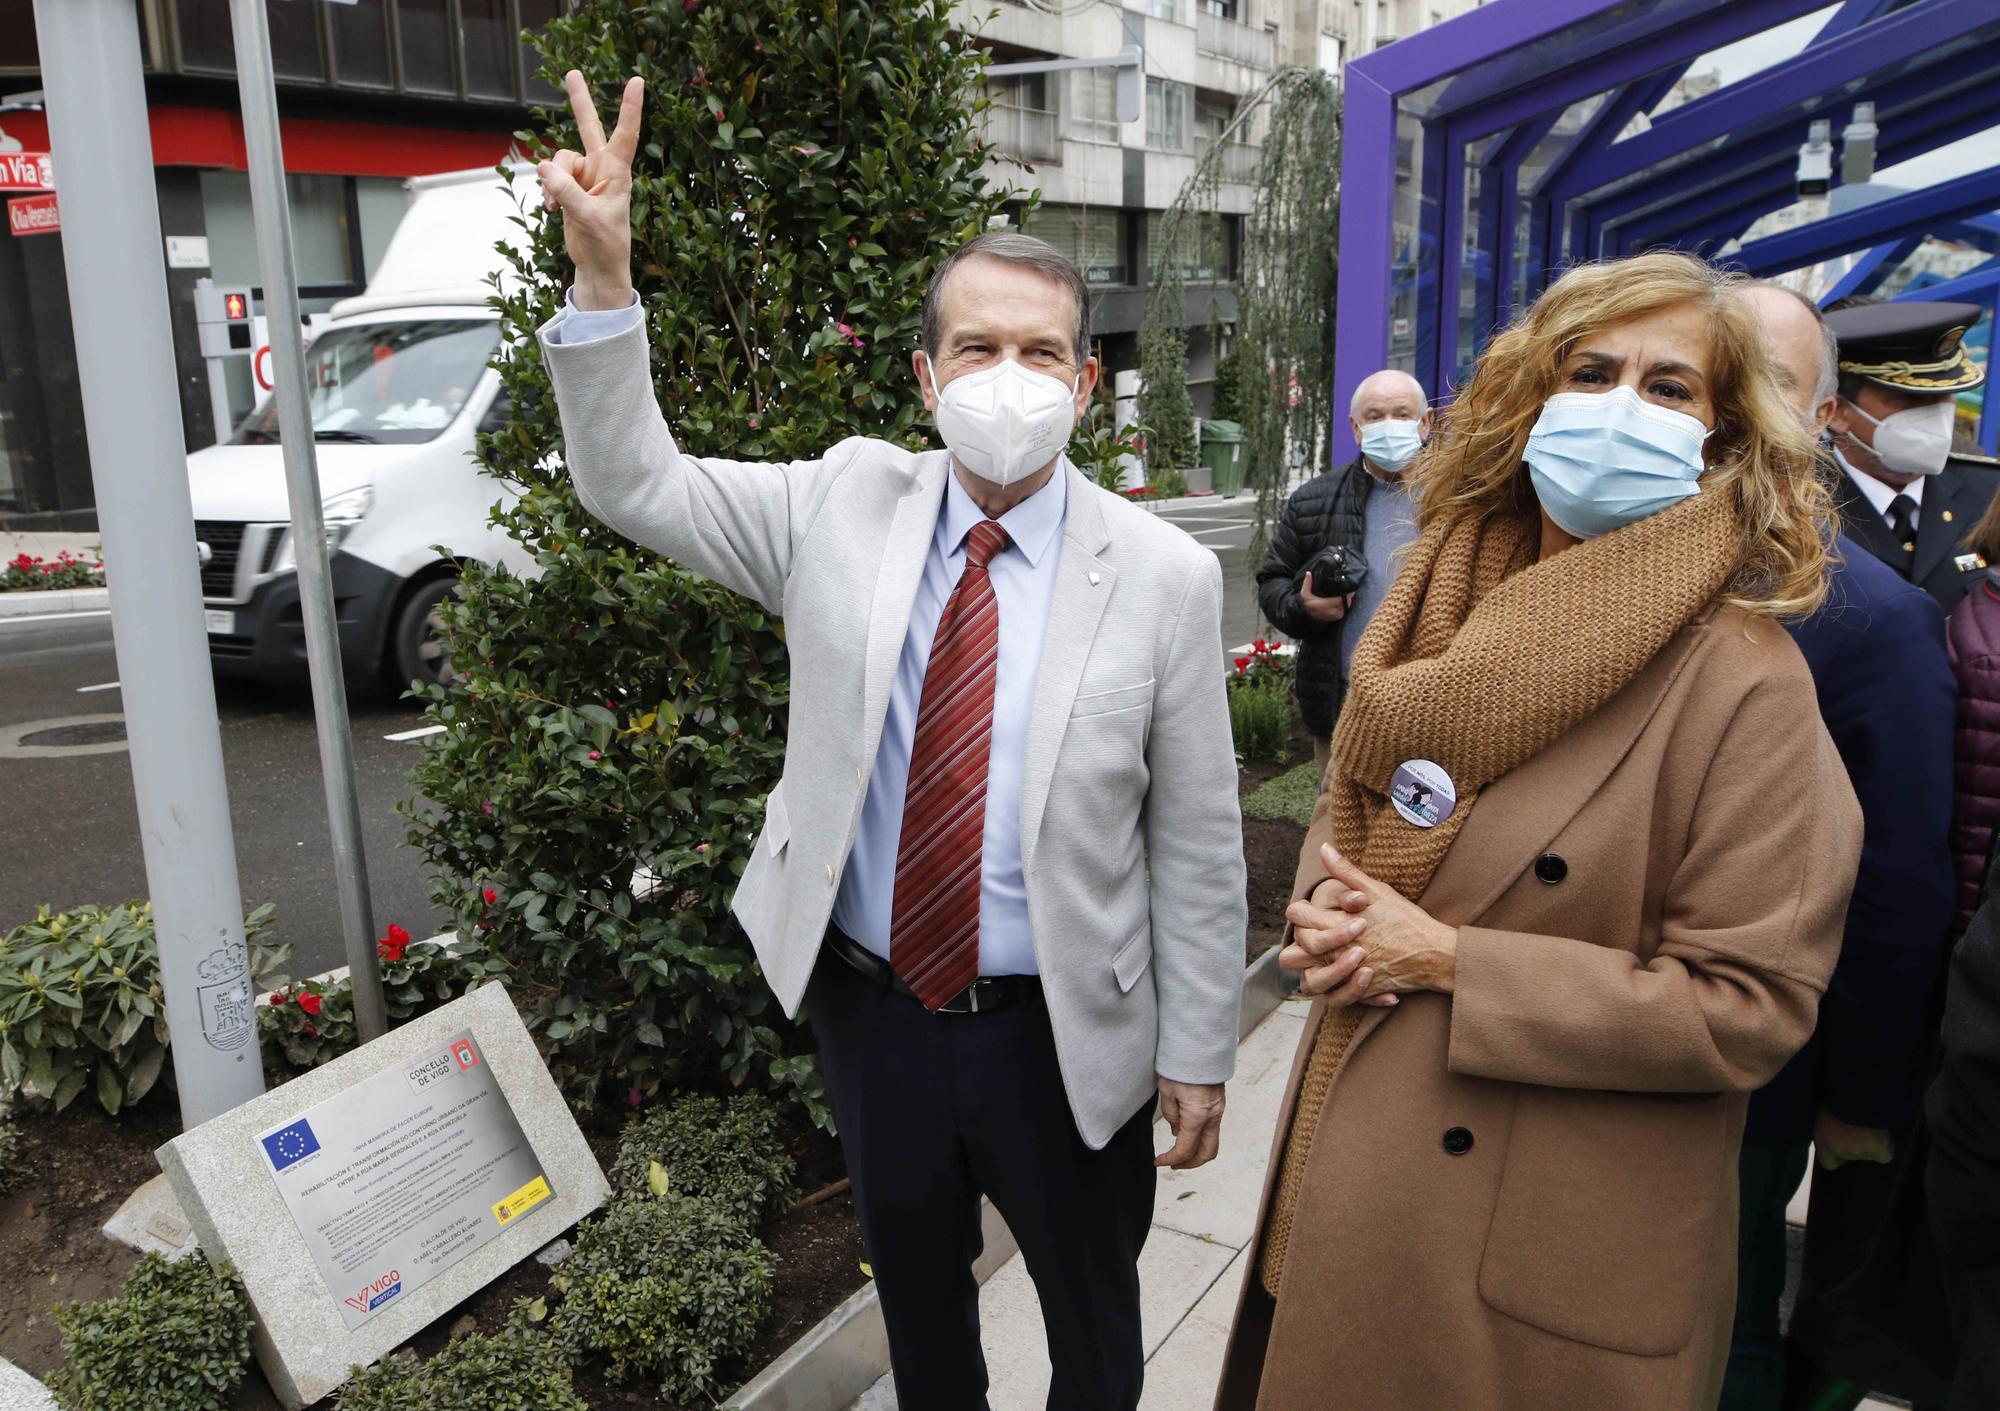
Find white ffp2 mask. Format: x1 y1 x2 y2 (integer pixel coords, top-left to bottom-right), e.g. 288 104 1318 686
927 357 1078 487
1842 397 1956 478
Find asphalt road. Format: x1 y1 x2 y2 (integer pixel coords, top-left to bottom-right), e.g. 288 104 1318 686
0 493 1273 979
0 610 446 978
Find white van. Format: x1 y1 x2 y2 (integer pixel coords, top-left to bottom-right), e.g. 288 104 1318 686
188 167 536 690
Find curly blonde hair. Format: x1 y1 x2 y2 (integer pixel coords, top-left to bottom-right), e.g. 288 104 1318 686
1412 251 1834 618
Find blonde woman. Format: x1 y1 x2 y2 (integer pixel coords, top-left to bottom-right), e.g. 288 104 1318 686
1215 253 1863 1411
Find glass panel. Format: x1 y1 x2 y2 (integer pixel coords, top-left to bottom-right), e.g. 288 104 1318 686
518 0 563 103
1064 69 1119 144
267 0 324 81
1147 0 1189 25
397 0 455 95
1146 212 1234 282
1146 77 1189 153
1643 4 1840 123
177 0 235 71
0 5 37 69
461 0 514 100
329 0 392 89
233 320 501 446
201 171 355 288
1021 205 1130 286
1389 111 1428 375
355 178 411 283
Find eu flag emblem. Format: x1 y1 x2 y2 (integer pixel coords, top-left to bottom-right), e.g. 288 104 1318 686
261 1119 321 1172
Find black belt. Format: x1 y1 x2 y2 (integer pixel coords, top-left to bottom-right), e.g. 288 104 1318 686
825 926 1039 1014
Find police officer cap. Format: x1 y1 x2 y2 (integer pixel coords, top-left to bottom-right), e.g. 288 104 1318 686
1825 299 1985 394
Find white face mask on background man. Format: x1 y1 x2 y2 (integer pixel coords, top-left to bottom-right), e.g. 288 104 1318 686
926 357 1079 488
1840 397 1956 479
1359 418 1424 474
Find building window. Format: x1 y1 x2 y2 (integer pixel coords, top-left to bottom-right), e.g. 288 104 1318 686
518 0 564 102
1065 68 1120 144
1147 212 1235 282
1022 205 1131 287
1199 0 1238 18
329 0 394 89
397 0 456 94
460 0 516 99
1146 0 1190 24
1147 77 1190 153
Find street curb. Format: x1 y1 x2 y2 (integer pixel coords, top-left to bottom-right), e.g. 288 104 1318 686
0 586 109 618
725 948 1292 1411
0 1354 54 1411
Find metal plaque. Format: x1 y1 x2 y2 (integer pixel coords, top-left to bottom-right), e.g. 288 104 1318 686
254 1029 552 1329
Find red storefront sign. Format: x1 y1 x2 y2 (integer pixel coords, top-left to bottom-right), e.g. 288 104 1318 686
0 151 53 192
7 194 60 237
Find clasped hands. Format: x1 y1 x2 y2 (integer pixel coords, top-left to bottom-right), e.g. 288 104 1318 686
1280 843 1458 1005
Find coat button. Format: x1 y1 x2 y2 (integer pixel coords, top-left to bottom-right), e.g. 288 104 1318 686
1534 853 1567 885
1442 1126 1474 1156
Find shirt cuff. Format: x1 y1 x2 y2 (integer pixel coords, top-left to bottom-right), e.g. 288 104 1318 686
549 286 642 345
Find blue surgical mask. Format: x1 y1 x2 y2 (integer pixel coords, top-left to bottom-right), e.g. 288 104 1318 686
1360 418 1424 474
1524 385 1710 539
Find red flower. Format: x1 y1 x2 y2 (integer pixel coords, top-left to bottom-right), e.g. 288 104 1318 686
385 923 411 947
588 749 601 760
483 886 498 905
1234 656 1250 671
268 992 286 1006
834 322 853 337
302 1021 317 1037
626 1087 643 1107
299 991 323 1016
683 0 698 12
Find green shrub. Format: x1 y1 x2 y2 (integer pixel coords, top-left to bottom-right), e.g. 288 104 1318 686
336 1327 587 1411
1071 368 1146 492
0 901 284 1115
1243 761 1321 828
261 926 499 1069
48 1253 252 1411
1137 324 1198 472
1149 465 1191 499
548 1190 774 1398
403 0 1009 1121
608 1091 796 1230
1229 682 1293 765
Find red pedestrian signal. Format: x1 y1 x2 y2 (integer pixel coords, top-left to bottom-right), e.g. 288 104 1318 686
224 292 248 321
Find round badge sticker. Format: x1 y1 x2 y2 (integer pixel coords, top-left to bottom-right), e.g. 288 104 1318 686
1389 758 1457 830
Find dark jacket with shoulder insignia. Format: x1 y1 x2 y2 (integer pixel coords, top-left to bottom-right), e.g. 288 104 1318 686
1834 453 2000 614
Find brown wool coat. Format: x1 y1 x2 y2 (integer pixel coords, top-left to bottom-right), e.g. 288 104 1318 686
1216 602 1862 1411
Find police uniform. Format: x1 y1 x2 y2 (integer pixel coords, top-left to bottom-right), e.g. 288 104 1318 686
1826 299 1999 614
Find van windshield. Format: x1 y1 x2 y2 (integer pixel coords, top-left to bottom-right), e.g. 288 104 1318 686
232 318 499 447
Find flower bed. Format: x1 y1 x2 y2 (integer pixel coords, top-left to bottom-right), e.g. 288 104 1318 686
3 549 104 592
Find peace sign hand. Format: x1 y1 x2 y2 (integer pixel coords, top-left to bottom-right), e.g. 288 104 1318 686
538 70 644 311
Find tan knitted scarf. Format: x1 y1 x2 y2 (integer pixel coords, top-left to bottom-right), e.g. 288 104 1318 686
1258 486 1743 1296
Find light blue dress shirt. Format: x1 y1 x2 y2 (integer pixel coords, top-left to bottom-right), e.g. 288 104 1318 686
549 288 1066 975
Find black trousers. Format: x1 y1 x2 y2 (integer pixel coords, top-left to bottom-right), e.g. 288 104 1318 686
805 950 1157 1411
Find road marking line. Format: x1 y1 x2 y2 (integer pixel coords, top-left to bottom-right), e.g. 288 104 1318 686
384 724 447 742
0 609 112 626
76 681 120 693
1183 526 1249 540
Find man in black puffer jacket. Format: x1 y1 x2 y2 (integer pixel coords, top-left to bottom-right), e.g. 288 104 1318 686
1256 369 1430 778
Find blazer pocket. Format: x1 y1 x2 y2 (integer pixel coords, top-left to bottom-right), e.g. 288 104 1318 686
1072 679 1157 719
761 784 792 855
1112 925 1153 992
1476 1086 1729 1357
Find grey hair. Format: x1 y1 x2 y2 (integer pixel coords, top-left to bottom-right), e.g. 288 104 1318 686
921 231 1090 363
1747 280 1840 408
1348 368 1427 418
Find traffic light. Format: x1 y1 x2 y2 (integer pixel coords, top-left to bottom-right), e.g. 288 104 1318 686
194 278 255 358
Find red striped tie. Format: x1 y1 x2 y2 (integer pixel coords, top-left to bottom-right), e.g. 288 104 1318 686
891 519 1010 1011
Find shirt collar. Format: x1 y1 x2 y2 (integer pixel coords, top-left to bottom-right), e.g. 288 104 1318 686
1835 447 1923 514
939 457 1070 568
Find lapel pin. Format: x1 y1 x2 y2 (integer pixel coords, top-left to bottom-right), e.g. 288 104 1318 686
1945 510 1955 523
1390 759 1458 829
1088 572 1101 587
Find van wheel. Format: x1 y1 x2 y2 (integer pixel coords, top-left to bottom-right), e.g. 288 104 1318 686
389 575 459 690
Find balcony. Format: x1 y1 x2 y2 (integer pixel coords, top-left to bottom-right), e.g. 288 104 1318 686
1197 12 1276 68
982 103 1062 163
1219 140 1262 184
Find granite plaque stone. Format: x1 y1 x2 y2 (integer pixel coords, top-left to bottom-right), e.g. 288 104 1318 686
157 983 608 1409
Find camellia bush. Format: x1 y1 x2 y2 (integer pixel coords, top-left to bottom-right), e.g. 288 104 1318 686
403 0 1010 1116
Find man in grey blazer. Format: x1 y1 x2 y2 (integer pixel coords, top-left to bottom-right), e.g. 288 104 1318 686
535 74 1246 1408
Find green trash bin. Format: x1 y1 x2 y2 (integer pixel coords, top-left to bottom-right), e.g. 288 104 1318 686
1201 419 1245 497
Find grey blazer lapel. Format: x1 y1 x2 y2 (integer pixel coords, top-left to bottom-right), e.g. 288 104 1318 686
1020 464 1115 871
861 456 950 761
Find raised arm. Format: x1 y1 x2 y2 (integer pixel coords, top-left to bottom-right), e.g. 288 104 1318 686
534 71 838 612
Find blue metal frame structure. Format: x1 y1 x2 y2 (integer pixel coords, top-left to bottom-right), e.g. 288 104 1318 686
1334 0 2000 462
